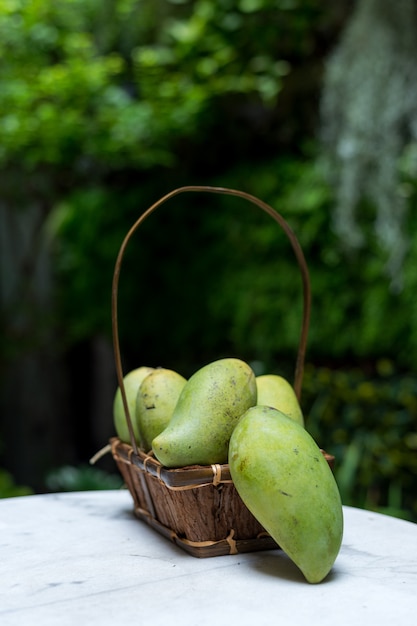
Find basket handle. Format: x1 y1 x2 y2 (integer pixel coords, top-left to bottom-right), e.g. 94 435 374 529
111 185 311 455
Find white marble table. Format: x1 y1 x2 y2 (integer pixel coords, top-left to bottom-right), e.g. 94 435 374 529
1 490 416 626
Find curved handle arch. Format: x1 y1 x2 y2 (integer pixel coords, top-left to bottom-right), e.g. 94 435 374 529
111 185 311 455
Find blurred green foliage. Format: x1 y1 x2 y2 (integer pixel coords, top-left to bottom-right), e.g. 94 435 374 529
0 469 33 498
45 465 123 492
302 361 417 522
0 0 325 170
51 155 417 375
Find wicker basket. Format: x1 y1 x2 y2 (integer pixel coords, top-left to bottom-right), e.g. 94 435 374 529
110 185 334 557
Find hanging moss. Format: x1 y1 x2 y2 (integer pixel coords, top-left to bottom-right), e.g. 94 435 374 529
320 0 417 290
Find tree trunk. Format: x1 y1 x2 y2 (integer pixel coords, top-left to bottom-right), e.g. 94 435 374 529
0 196 71 490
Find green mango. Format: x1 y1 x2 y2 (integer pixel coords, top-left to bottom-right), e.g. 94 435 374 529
152 358 257 467
229 405 343 583
136 368 187 451
256 374 304 427
113 366 154 444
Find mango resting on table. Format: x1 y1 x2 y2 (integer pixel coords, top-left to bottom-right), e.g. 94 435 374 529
229 405 343 583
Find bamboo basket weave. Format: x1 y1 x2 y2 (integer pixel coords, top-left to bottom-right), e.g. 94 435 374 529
110 185 334 558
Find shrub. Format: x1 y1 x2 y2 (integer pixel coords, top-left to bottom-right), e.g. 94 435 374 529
302 360 417 522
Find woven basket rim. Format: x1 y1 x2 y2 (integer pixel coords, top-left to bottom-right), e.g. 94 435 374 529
111 437 335 489
111 437 232 488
